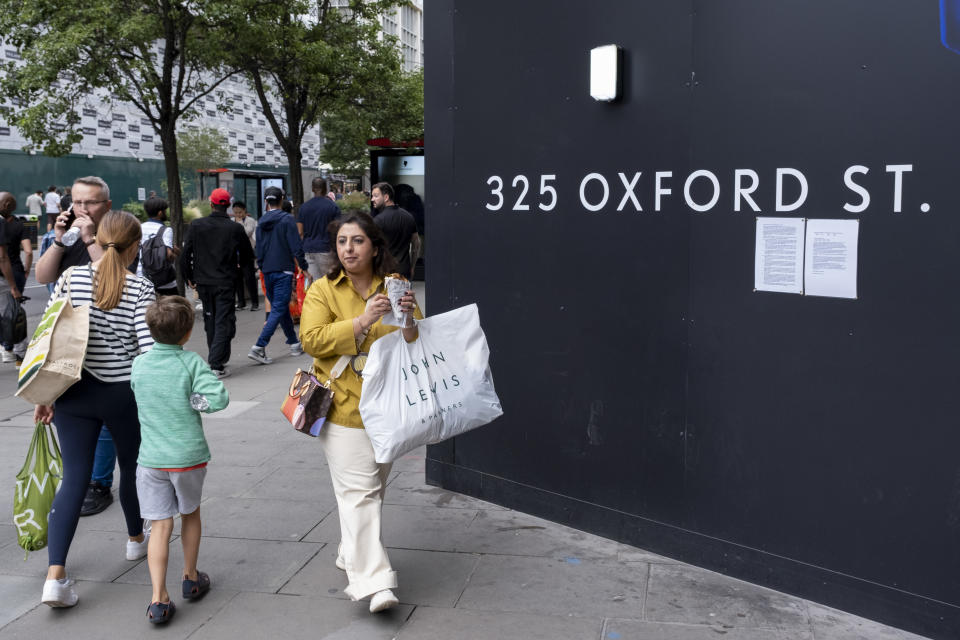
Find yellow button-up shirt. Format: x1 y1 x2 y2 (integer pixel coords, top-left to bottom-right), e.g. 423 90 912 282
299 270 423 428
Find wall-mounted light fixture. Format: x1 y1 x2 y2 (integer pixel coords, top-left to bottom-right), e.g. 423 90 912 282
590 44 622 102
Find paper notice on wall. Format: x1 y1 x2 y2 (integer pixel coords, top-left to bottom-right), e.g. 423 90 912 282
754 217 805 294
804 219 859 299
137 188 146 201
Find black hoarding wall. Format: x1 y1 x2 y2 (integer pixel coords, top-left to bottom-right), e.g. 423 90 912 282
424 2 960 638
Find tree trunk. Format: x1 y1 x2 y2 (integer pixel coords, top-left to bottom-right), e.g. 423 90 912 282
286 145 305 211
160 123 186 294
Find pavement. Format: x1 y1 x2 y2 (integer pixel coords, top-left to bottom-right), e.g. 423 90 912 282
0 276 930 639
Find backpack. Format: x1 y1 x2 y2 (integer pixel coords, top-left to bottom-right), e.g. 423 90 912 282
141 229 176 286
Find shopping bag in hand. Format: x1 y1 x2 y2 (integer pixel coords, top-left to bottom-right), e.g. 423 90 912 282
14 421 62 557
359 303 503 463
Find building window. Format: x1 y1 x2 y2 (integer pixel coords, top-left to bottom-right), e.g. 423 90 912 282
246 133 253 140
83 127 96 135
142 118 152 126
98 120 111 128
129 124 139 132
244 117 252 124
112 113 126 121
82 108 98 117
254 156 265 162
98 138 111 146
129 141 139 149
112 130 126 139
239 153 248 160
254 142 265 149
0 127 10 136
5 50 21 60
141 134 153 142
228 131 237 138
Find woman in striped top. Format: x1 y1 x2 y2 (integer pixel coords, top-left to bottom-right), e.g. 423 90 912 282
35 211 156 608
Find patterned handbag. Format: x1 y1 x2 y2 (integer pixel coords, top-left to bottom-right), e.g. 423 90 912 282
281 356 350 436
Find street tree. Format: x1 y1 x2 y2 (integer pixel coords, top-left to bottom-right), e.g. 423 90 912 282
0 0 235 250
231 0 405 207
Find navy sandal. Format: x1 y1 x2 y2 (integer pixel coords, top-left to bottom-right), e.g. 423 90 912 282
182 571 211 600
146 600 175 624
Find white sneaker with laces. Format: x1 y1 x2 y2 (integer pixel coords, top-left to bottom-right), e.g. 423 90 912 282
290 341 303 356
369 589 399 613
126 527 150 560
42 577 78 607
1 350 15 363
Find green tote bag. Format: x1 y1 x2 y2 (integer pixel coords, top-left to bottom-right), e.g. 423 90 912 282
13 421 63 557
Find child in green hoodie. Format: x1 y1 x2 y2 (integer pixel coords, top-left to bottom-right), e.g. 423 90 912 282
131 295 228 625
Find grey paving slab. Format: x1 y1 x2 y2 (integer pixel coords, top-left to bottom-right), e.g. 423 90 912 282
386 470 507 510
645 563 810 631
240 464 337 502
0 530 145 582
603 618 814 640
391 447 427 473
463 508 621 559
457 554 648 618
0 581 239 638
303 503 478 550
0 575 41 629
0 524 15 549
198 496 333 542
196 591 413 640
281 544 480 608
807 602 928 639
396 606 603 640
114 536 323 594
204 400 260 420
199 462 275 499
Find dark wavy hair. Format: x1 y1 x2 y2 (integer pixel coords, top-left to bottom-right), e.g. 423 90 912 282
325 211 397 279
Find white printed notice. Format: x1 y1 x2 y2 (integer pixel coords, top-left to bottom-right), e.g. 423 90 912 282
804 219 859 299
754 217 805 294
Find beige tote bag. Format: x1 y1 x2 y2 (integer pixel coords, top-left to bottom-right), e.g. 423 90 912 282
15 266 90 405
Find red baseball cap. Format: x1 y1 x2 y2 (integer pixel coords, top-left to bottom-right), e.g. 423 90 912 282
209 188 231 206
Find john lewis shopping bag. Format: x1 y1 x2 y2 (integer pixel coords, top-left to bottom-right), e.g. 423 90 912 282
14 421 62 556
359 303 503 463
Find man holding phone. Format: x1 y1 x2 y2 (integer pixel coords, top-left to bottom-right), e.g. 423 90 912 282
35 176 110 285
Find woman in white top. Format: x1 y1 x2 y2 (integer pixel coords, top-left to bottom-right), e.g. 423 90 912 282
35 211 156 608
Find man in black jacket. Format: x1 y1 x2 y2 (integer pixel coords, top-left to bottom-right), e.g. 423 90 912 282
179 188 255 377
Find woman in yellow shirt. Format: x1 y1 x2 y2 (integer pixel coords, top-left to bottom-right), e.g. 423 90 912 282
299 211 420 613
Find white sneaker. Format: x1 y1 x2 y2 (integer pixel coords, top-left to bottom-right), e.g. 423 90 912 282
369 589 398 613
126 529 150 560
42 577 78 607
247 345 273 365
289 341 303 356
1 350 15 363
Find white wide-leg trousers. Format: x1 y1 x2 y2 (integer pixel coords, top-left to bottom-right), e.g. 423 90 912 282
318 422 397 600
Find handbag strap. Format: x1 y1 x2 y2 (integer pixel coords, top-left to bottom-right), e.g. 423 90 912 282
52 265 78 302
330 355 351 380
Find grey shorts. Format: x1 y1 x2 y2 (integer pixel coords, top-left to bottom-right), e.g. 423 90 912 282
136 465 207 520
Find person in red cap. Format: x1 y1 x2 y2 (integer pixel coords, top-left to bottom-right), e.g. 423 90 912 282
177 188 255 378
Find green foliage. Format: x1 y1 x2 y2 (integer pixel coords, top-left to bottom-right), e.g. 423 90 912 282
227 0 409 203
184 199 210 223
337 191 372 215
320 68 424 175
177 126 231 199
123 200 147 222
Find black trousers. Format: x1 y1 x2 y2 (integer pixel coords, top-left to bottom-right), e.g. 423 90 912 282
197 284 236 370
235 263 259 308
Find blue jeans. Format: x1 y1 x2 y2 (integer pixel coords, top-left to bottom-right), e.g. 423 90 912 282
256 271 299 348
91 426 116 487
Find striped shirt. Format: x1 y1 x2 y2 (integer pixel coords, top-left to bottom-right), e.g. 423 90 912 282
47 265 156 382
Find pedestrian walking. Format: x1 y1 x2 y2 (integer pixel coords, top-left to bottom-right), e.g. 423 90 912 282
299 211 422 613
371 182 420 280
297 176 341 285
131 296 228 624
139 196 179 296
232 201 259 311
25 190 44 217
246 186 308 365
178 188 255 378
43 185 61 231
0 192 29 364
35 210 154 608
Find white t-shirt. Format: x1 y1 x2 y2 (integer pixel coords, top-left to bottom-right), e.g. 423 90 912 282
44 192 60 213
139 219 176 289
26 194 43 215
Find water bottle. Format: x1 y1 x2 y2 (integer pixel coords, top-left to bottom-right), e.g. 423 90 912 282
190 393 209 411
62 227 80 246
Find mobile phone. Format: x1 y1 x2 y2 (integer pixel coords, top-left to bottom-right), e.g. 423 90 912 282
63 204 75 228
